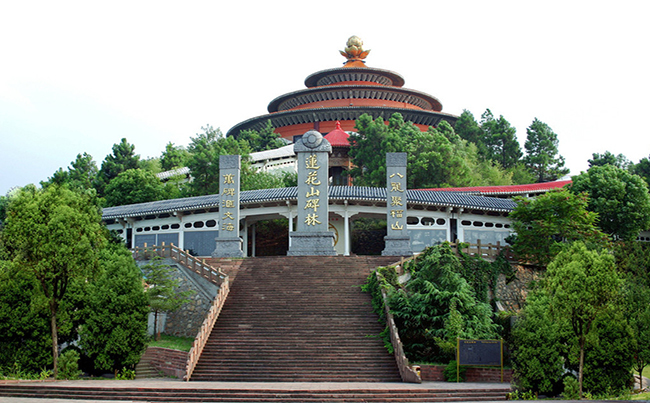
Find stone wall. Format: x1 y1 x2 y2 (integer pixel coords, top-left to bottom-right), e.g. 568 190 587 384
494 264 543 312
139 259 219 338
146 347 188 379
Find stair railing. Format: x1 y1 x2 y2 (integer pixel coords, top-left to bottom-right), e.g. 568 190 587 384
132 243 228 286
184 277 230 381
131 242 231 381
376 271 422 383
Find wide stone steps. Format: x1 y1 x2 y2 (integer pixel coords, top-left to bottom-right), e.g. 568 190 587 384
190 256 401 382
0 383 511 402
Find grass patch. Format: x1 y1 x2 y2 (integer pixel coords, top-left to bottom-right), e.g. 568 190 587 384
632 391 650 400
148 335 194 352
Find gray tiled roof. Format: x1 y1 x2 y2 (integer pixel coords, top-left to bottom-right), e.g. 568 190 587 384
102 186 516 220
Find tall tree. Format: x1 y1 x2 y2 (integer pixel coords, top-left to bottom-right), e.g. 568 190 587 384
186 125 251 196
480 109 522 169
141 257 193 340
236 120 286 152
570 164 650 241
523 118 569 182
1 185 105 377
545 242 622 398
95 138 140 196
160 142 190 171
103 169 166 207
454 110 487 157
79 243 148 373
588 151 631 170
631 155 650 187
508 189 609 266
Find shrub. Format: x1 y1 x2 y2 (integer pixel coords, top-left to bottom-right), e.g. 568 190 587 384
56 349 82 380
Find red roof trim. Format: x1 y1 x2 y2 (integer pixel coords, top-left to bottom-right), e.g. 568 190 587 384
324 121 351 147
419 180 571 194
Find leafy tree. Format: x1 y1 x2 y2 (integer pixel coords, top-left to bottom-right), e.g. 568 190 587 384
186 125 251 196
103 169 166 207
588 151 631 170
79 243 148 373
1 185 105 377
349 113 511 188
570 164 650 240
523 118 569 182
137 157 162 174
621 279 650 393
480 109 522 169
454 109 487 156
95 138 140 196
511 287 566 394
385 244 499 362
508 189 609 266
141 257 193 340
545 241 622 398
0 260 52 373
160 142 190 171
509 162 536 185
630 155 650 187
236 120 286 152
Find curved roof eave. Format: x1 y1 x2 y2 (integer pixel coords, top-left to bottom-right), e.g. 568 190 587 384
266 84 443 113
304 67 406 88
227 106 459 138
101 186 516 220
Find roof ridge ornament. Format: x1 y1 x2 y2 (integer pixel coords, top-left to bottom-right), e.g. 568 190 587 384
340 36 370 67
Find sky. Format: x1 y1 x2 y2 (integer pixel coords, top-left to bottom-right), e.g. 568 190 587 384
1 1 649 195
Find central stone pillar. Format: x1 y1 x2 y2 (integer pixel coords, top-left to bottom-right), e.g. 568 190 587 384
287 130 337 256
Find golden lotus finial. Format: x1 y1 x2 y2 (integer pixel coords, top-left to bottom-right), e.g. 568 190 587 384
340 36 370 67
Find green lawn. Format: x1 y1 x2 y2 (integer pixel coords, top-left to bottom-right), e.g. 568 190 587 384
148 335 194 352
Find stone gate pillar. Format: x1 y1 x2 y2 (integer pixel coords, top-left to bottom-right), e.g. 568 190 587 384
287 130 337 256
382 152 412 256
212 155 244 258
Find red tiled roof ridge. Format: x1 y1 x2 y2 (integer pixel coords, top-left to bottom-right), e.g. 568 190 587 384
419 180 572 194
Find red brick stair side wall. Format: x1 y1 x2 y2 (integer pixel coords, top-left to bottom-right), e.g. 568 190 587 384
146 347 188 379
419 365 512 383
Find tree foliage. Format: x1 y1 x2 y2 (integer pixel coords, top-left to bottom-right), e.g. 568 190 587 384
588 151 631 170
0 185 105 377
570 164 650 241
508 189 609 266
235 120 286 152
103 169 167 207
381 244 499 362
630 155 650 187
141 257 193 339
349 113 512 189
186 125 251 196
523 118 569 182
480 109 522 169
95 138 140 196
160 142 190 171
79 243 148 372
545 242 623 398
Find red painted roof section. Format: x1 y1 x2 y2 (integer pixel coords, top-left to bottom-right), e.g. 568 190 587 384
420 180 572 195
324 121 350 147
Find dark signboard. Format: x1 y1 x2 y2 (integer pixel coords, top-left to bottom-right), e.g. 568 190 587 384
458 339 502 366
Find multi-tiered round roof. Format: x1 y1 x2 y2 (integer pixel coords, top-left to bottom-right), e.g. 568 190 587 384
227 37 458 140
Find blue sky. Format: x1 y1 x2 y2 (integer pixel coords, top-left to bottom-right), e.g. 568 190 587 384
1 0 649 195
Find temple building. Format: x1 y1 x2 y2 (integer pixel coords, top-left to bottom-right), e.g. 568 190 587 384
227 36 457 142
103 37 591 257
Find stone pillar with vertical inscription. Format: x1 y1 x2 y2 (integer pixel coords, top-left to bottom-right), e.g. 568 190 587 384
287 130 337 256
382 152 413 256
212 154 244 258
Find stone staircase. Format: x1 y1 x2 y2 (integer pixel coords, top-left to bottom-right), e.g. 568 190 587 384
191 255 401 382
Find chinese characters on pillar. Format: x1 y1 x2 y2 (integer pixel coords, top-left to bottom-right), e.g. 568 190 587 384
389 172 405 230
221 173 236 232
304 154 321 226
